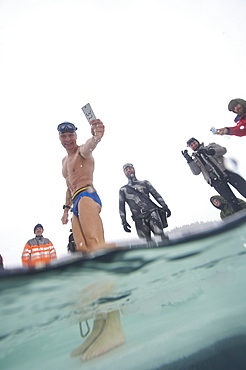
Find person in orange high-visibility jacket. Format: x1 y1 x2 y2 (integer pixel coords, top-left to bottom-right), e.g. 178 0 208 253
22 224 57 268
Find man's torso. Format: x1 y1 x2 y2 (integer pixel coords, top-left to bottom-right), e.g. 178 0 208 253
62 148 95 195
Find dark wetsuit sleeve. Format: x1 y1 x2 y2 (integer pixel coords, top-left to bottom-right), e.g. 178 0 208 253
119 188 127 224
145 181 167 208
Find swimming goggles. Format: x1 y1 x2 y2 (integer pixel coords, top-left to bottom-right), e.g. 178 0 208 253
57 122 77 132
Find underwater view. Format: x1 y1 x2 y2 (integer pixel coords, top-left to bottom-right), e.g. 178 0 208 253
1 213 246 370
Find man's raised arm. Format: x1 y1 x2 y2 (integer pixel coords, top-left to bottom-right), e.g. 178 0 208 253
80 119 105 158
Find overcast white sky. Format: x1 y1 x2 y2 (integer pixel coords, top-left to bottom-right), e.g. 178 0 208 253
0 0 246 268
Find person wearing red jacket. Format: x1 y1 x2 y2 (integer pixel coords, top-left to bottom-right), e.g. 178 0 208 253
214 98 246 137
22 224 57 268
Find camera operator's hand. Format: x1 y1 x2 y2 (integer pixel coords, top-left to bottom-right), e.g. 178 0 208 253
197 148 215 156
216 128 229 135
123 221 131 233
181 150 193 163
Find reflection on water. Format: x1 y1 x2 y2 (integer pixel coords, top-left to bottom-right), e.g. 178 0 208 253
1 216 246 369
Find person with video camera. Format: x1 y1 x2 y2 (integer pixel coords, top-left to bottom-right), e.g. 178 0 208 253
181 138 246 213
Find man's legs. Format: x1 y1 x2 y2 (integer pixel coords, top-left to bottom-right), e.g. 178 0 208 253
135 218 152 241
72 216 87 252
71 311 125 361
225 170 246 198
212 179 243 212
149 210 167 240
70 314 106 357
80 310 125 361
77 196 105 251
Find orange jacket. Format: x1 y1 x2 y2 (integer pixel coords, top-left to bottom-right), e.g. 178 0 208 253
22 236 57 268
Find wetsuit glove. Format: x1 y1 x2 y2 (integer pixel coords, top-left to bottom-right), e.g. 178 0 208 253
165 208 171 218
181 150 193 163
205 148 215 155
197 148 215 156
123 222 131 233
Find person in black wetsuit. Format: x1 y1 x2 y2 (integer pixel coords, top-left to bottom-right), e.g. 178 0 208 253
119 163 171 242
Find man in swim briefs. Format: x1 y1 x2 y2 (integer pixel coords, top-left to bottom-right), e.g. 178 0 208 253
58 121 125 361
58 120 105 252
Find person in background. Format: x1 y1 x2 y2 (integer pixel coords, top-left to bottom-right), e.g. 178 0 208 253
210 195 246 220
214 98 246 137
182 138 246 213
119 163 171 242
67 229 77 253
0 254 4 270
22 224 57 268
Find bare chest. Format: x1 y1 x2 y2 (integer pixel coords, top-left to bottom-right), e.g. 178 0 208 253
62 152 82 177
62 151 94 192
